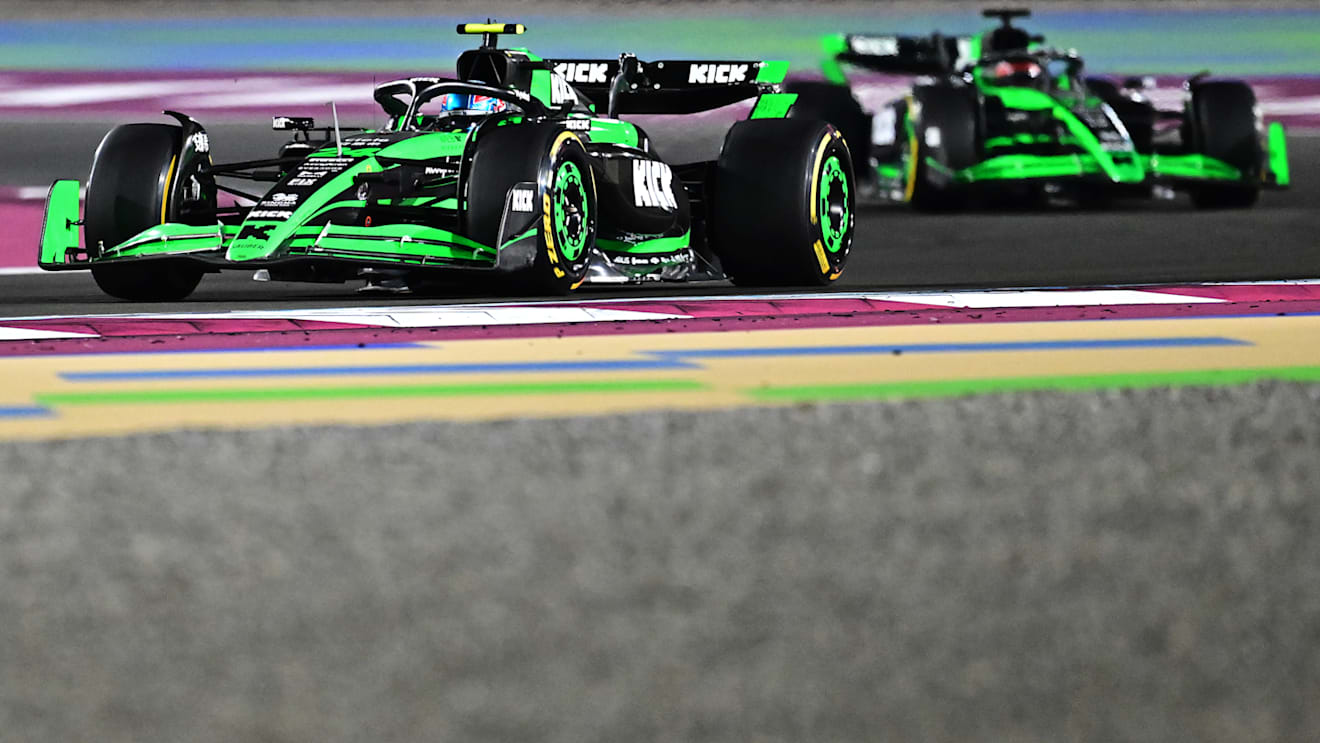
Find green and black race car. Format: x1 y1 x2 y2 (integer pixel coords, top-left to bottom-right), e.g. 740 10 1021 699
39 23 853 300
789 8 1290 210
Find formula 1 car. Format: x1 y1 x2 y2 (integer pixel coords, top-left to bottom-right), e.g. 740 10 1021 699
788 8 1290 210
39 23 853 300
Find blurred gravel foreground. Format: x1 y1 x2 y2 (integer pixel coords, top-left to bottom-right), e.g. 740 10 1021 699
3 382 1319 742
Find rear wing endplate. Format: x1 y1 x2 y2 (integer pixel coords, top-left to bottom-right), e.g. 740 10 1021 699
823 34 977 82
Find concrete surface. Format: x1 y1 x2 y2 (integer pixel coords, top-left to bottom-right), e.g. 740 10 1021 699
3 381 1319 742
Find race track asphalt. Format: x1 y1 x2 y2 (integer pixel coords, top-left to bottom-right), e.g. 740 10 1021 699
0 120 1314 316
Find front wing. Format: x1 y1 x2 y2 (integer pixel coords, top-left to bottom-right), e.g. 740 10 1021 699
38 179 542 274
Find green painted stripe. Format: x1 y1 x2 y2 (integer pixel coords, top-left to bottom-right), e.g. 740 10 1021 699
748 366 1320 403
39 179 80 266
1268 121 1290 187
750 92 797 119
37 379 703 406
754 60 789 84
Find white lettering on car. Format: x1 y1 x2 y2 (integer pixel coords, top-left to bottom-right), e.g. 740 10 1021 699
553 62 609 84
631 159 677 211
687 63 749 85
511 187 535 213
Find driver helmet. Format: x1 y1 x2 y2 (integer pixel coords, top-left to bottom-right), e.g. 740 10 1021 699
984 58 1046 89
438 93 509 114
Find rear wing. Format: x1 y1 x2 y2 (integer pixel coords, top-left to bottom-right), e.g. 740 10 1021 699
821 34 978 82
546 57 790 116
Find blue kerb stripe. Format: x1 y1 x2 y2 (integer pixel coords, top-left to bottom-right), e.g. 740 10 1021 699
0 406 54 418
651 337 1251 359
57 336 1246 383
60 358 698 381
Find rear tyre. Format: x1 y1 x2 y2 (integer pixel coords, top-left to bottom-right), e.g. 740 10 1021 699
906 86 979 211
85 123 205 301
786 81 873 182
466 123 596 294
709 118 853 287
1187 81 1261 209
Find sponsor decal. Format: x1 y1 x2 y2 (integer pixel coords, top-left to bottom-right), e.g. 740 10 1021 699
550 74 578 106
267 192 298 205
632 159 677 211
511 187 535 213
343 136 393 147
850 35 900 56
565 119 592 131
298 158 354 170
236 224 275 241
554 62 609 84
285 177 319 187
423 166 457 177
247 209 293 219
187 132 210 154
607 251 688 267
687 63 749 85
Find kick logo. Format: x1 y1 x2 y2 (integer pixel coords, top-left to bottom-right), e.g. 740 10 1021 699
550 75 578 106
554 62 609 84
236 224 274 241
632 160 677 211
687 63 749 85
511 187 535 213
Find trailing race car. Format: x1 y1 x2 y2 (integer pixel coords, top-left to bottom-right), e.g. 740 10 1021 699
39 23 853 300
789 8 1290 210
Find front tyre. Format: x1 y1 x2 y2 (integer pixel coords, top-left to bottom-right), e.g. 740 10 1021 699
906 86 979 212
1187 81 1262 209
710 118 854 287
85 123 204 301
466 123 596 294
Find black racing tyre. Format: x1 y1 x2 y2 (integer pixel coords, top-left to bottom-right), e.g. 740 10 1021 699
786 81 873 182
1188 80 1261 209
710 118 854 287
465 122 596 294
85 123 205 301
906 85 979 211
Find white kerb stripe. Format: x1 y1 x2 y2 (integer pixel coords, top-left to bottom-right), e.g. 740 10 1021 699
0 326 98 340
864 289 1225 308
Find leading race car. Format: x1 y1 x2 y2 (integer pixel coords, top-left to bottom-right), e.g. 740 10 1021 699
39 23 854 300
789 8 1290 210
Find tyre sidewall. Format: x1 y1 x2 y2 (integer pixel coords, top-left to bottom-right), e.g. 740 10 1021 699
908 86 978 210
84 123 205 301
84 123 182 254
1188 81 1262 208
465 123 595 294
786 81 873 181
712 118 854 286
